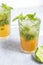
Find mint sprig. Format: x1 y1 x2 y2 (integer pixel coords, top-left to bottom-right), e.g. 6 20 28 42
26 13 36 20
20 25 36 40
0 20 9 26
13 13 40 21
13 13 25 21
2 3 13 10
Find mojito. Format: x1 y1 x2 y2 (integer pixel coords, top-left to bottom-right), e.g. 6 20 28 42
0 4 12 37
13 13 41 53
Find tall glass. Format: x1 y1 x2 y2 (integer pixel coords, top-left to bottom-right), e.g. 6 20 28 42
18 18 40 53
0 5 11 38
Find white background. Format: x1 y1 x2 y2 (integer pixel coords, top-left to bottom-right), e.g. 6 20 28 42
0 0 43 8
0 0 43 65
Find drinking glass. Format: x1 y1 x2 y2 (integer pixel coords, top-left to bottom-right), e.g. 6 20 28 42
18 18 40 53
0 4 11 38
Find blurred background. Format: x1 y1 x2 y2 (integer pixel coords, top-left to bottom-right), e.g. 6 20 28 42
0 0 43 8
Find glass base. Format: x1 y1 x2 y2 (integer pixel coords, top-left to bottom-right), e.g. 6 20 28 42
20 46 35 54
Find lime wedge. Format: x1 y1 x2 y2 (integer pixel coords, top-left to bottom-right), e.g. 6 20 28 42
35 46 43 63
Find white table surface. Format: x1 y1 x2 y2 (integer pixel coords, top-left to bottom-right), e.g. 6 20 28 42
0 6 43 65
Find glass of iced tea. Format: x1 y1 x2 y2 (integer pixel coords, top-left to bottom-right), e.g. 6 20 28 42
13 13 41 53
0 4 12 38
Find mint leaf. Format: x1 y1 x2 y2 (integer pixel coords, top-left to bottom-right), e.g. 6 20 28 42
0 20 9 26
19 13 25 21
13 16 19 21
13 13 25 21
26 13 36 20
2 3 13 10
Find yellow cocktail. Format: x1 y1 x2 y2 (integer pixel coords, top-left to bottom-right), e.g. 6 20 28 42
0 4 12 37
13 13 41 53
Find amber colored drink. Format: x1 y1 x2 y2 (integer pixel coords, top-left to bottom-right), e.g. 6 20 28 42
0 25 10 37
20 37 38 53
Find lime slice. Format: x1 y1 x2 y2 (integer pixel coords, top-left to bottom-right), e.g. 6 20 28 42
35 46 43 63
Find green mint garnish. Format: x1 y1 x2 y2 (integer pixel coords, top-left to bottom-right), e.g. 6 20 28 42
2 3 13 10
25 34 35 40
26 13 36 20
13 13 25 21
13 13 40 21
20 32 35 40
20 25 36 40
0 20 9 26
0 4 12 26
